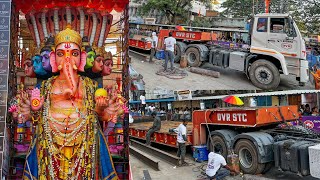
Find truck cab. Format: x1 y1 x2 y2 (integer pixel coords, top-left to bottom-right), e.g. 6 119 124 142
249 13 308 87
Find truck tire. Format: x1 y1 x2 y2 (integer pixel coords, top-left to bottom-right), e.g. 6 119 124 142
185 47 202 67
209 136 228 159
174 42 187 63
249 60 280 89
234 139 266 174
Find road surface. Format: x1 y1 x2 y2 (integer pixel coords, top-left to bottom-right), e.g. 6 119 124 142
130 55 314 90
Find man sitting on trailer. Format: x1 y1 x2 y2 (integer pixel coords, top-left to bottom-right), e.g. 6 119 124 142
176 119 188 166
146 111 161 146
206 146 233 180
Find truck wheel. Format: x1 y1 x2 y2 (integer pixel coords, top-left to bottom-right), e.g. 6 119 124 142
249 60 280 89
185 47 202 67
235 139 265 174
209 136 228 159
174 42 187 63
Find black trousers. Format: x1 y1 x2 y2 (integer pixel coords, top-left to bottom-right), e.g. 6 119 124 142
177 142 186 163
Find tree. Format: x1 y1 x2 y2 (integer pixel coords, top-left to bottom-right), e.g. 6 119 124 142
291 0 320 34
136 0 212 25
220 0 320 34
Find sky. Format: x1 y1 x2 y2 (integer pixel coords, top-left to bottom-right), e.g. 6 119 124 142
212 0 227 12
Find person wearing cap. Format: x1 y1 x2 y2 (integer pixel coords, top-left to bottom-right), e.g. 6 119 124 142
146 111 161 145
150 31 158 63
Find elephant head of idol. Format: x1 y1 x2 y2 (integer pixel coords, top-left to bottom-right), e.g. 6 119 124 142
49 24 86 97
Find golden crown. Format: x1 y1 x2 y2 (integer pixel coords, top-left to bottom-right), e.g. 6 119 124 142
54 24 82 46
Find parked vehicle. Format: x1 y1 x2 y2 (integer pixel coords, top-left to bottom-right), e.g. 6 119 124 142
129 105 320 178
154 14 309 89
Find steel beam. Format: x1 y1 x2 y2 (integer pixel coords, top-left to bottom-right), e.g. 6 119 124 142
129 50 148 61
130 139 180 166
130 146 160 171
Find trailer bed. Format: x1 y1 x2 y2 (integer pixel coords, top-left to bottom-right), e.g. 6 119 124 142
129 121 193 147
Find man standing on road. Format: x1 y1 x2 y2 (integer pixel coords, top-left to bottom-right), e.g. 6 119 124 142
206 146 236 180
146 111 161 146
164 32 176 71
176 119 188 166
140 93 146 116
150 32 158 63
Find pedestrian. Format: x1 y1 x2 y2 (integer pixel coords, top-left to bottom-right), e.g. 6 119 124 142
163 32 176 72
303 104 311 116
150 32 158 63
148 104 156 113
311 107 318 116
175 119 188 166
146 111 161 146
179 108 184 120
184 108 191 121
206 146 237 180
140 93 146 116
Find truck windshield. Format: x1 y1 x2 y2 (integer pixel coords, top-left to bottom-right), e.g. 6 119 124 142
270 18 297 37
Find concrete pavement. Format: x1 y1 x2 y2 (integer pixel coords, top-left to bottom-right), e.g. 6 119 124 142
130 56 314 90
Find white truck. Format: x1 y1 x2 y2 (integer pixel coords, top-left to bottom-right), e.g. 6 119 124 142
159 13 309 89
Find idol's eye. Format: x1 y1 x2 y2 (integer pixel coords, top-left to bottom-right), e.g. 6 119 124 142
87 55 92 58
43 54 49 59
57 51 64 57
72 51 79 57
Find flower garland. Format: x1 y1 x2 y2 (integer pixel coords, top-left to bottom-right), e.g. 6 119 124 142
36 76 99 180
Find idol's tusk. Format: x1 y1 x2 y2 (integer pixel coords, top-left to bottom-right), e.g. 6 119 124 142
73 65 78 70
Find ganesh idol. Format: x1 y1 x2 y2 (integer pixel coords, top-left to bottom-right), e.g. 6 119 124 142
20 25 121 180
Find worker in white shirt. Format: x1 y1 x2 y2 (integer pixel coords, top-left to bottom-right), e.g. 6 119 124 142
175 119 188 166
139 93 146 116
150 32 158 63
206 146 237 180
163 32 176 71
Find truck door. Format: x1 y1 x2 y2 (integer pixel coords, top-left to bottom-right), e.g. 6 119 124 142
251 17 268 48
266 18 299 58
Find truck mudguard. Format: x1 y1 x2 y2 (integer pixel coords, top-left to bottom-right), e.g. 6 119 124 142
209 129 238 151
175 42 187 62
245 54 258 75
250 46 289 75
186 44 209 62
233 132 274 163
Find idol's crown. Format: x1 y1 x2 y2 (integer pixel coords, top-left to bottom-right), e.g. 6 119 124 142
55 24 82 46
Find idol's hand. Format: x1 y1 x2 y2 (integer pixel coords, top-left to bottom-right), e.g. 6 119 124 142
19 91 31 120
30 88 44 111
95 96 108 108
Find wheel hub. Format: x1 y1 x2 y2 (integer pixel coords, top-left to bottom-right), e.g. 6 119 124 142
255 67 273 84
239 148 253 169
188 52 196 63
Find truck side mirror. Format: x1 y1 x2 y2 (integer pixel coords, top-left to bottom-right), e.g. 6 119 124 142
286 17 295 37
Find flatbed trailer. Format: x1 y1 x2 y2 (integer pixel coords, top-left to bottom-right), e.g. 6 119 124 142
129 35 152 50
129 121 193 147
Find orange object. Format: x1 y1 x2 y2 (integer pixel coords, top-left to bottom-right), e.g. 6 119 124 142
265 0 270 13
311 70 320 89
192 106 298 146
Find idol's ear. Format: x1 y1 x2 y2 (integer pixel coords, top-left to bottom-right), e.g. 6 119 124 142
79 51 86 72
49 51 58 73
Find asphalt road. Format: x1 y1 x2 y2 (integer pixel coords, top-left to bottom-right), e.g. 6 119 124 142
130 55 315 91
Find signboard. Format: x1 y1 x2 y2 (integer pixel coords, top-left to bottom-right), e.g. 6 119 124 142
177 90 192 101
208 110 257 126
173 31 202 41
0 0 10 178
295 116 320 134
